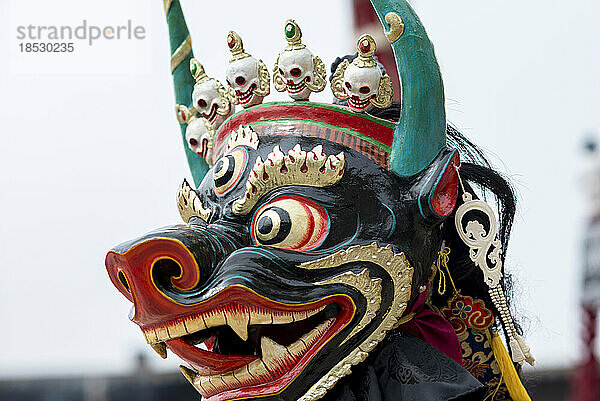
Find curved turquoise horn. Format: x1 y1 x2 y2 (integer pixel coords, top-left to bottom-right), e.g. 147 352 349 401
164 0 209 187
370 0 446 177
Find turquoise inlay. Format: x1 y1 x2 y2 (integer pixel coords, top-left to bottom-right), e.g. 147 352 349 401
370 0 446 176
166 1 209 187
382 203 397 240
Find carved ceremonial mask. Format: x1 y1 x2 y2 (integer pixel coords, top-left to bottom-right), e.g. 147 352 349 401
106 1 533 401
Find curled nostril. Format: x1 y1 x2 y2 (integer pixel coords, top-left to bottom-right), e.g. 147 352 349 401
151 257 200 292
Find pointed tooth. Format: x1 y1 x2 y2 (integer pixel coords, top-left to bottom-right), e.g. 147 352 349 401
179 365 197 385
261 336 288 364
150 342 167 359
226 310 249 341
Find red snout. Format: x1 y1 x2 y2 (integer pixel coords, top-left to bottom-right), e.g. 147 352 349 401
105 238 201 327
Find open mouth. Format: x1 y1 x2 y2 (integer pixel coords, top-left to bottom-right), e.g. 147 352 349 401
347 96 373 110
236 83 257 105
140 287 354 401
286 78 307 95
201 103 218 123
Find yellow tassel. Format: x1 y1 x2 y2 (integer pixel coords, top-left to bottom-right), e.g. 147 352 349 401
487 330 531 401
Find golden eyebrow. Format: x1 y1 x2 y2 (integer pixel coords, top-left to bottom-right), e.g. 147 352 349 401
232 144 345 215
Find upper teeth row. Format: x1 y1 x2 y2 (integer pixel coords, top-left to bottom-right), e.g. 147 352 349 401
143 304 326 344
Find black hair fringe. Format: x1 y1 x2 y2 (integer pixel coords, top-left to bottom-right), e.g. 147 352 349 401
367 102 521 339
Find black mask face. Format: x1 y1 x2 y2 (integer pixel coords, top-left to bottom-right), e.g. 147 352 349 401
106 112 462 401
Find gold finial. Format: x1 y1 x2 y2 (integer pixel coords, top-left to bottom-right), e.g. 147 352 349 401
227 30 250 62
283 19 306 51
189 58 210 85
354 34 378 69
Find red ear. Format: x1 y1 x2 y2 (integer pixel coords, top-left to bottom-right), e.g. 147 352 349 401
431 152 460 217
418 150 460 220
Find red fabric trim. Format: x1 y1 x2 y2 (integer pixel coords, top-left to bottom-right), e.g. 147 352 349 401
399 284 463 365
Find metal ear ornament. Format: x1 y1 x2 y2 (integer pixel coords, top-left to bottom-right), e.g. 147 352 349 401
453 165 534 366
273 19 327 101
225 31 270 108
331 34 393 112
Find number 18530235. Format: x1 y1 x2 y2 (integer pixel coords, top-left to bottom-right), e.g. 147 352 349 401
19 42 74 52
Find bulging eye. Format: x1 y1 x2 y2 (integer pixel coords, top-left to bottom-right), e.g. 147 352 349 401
235 76 246 86
197 99 208 108
213 148 247 196
252 195 329 251
189 138 198 147
290 67 302 77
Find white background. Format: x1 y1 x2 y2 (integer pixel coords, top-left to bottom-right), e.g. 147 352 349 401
1 0 599 378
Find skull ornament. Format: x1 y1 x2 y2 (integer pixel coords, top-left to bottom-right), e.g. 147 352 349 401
273 20 327 101
225 31 270 108
190 59 235 130
183 114 216 166
331 34 393 112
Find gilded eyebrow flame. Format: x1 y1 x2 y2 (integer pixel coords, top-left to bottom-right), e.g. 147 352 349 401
232 144 345 215
224 125 260 155
177 179 212 223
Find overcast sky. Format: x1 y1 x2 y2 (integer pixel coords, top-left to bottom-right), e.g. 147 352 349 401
1 0 599 378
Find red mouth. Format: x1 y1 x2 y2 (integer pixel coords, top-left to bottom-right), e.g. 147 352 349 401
196 138 209 159
140 286 354 401
235 83 257 105
347 96 373 111
286 77 307 95
201 103 218 123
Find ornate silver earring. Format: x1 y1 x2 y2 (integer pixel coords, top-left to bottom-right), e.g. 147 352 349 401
453 164 534 366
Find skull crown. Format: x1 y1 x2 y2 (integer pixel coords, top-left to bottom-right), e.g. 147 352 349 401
273 20 327 101
225 31 270 108
331 34 394 112
189 58 235 130
175 104 216 166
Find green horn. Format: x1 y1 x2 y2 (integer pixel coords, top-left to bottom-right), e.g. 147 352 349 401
164 0 209 186
369 0 446 176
